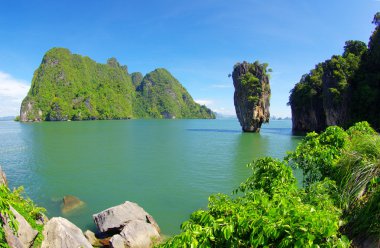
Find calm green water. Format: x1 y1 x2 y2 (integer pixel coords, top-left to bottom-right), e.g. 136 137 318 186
0 119 301 235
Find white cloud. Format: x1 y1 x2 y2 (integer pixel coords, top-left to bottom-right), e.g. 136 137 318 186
0 71 30 116
210 84 232 89
212 107 236 116
195 99 214 106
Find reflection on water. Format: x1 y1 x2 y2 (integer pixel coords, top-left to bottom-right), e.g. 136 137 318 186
0 119 301 235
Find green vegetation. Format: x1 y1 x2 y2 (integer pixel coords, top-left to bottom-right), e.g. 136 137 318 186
289 13 380 131
135 68 215 119
160 122 379 247
0 185 46 247
21 48 215 121
235 61 271 106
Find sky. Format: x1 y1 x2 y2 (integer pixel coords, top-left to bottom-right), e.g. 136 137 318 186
0 0 378 117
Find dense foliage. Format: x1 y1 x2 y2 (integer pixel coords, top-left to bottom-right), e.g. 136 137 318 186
289 13 380 131
160 122 379 247
135 68 215 119
234 61 271 106
21 48 215 121
0 185 46 247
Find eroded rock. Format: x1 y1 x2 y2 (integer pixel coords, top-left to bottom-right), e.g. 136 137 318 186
41 217 92 248
0 166 7 186
84 229 102 247
93 201 160 234
232 61 270 132
110 234 126 248
0 206 38 248
119 220 160 248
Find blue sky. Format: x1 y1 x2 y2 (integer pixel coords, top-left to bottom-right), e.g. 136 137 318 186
0 0 378 117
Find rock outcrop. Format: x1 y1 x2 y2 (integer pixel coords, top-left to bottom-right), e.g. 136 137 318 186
0 166 7 185
84 230 102 247
93 201 161 248
290 16 380 132
0 207 38 248
118 220 160 247
232 61 271 132
61 195 85 213
41 217 92 248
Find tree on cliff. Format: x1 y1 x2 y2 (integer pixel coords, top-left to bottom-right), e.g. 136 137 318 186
372 12 380 25
289 12 380 132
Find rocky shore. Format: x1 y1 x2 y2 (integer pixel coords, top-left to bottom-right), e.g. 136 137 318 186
0 166 161 248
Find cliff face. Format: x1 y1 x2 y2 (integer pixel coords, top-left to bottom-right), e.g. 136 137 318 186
232 61 270 132
289 42 367 132
20 48 215 121
290 15 380 132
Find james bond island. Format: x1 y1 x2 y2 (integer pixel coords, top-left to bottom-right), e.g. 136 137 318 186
232 61 271 132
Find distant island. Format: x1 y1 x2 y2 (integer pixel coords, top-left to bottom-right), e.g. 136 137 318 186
19 48 215 122
0 116 16 121
289 13 380 132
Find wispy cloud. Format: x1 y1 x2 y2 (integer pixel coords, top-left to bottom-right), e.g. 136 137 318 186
0 71 30 116
210 84 232 89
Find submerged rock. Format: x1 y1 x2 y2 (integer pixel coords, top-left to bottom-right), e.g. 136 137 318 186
61 195 85 213
232 61 271 132
41 217 92 248
93 201 160 234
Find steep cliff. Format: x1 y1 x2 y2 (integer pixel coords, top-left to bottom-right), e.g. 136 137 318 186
232 61 271 132
289 41 368 132
20 48 215 121
290 13 380 132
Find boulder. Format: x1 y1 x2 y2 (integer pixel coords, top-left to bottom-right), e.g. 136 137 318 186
110 234 126 248
84 230 102 247
93 201 160 234
41 217 92 248
232 61 270 132
0 206 38 248
119 220 160 248
61 195 85 213
0 166 7 186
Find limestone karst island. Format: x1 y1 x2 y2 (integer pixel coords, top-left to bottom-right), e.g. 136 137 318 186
1 2 380 248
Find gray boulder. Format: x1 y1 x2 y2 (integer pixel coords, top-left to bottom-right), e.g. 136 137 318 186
119 220 160 248
110 234 126 248
0 166 7 186
41 217 92 248
93 201 160 234
0 206 38 248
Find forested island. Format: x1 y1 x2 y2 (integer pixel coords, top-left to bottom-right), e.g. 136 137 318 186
289 13 380 132
20 48 215 122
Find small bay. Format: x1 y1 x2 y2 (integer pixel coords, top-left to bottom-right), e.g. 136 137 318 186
0 119 301 235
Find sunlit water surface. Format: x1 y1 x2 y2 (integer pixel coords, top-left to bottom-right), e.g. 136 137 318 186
0 119 301 235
